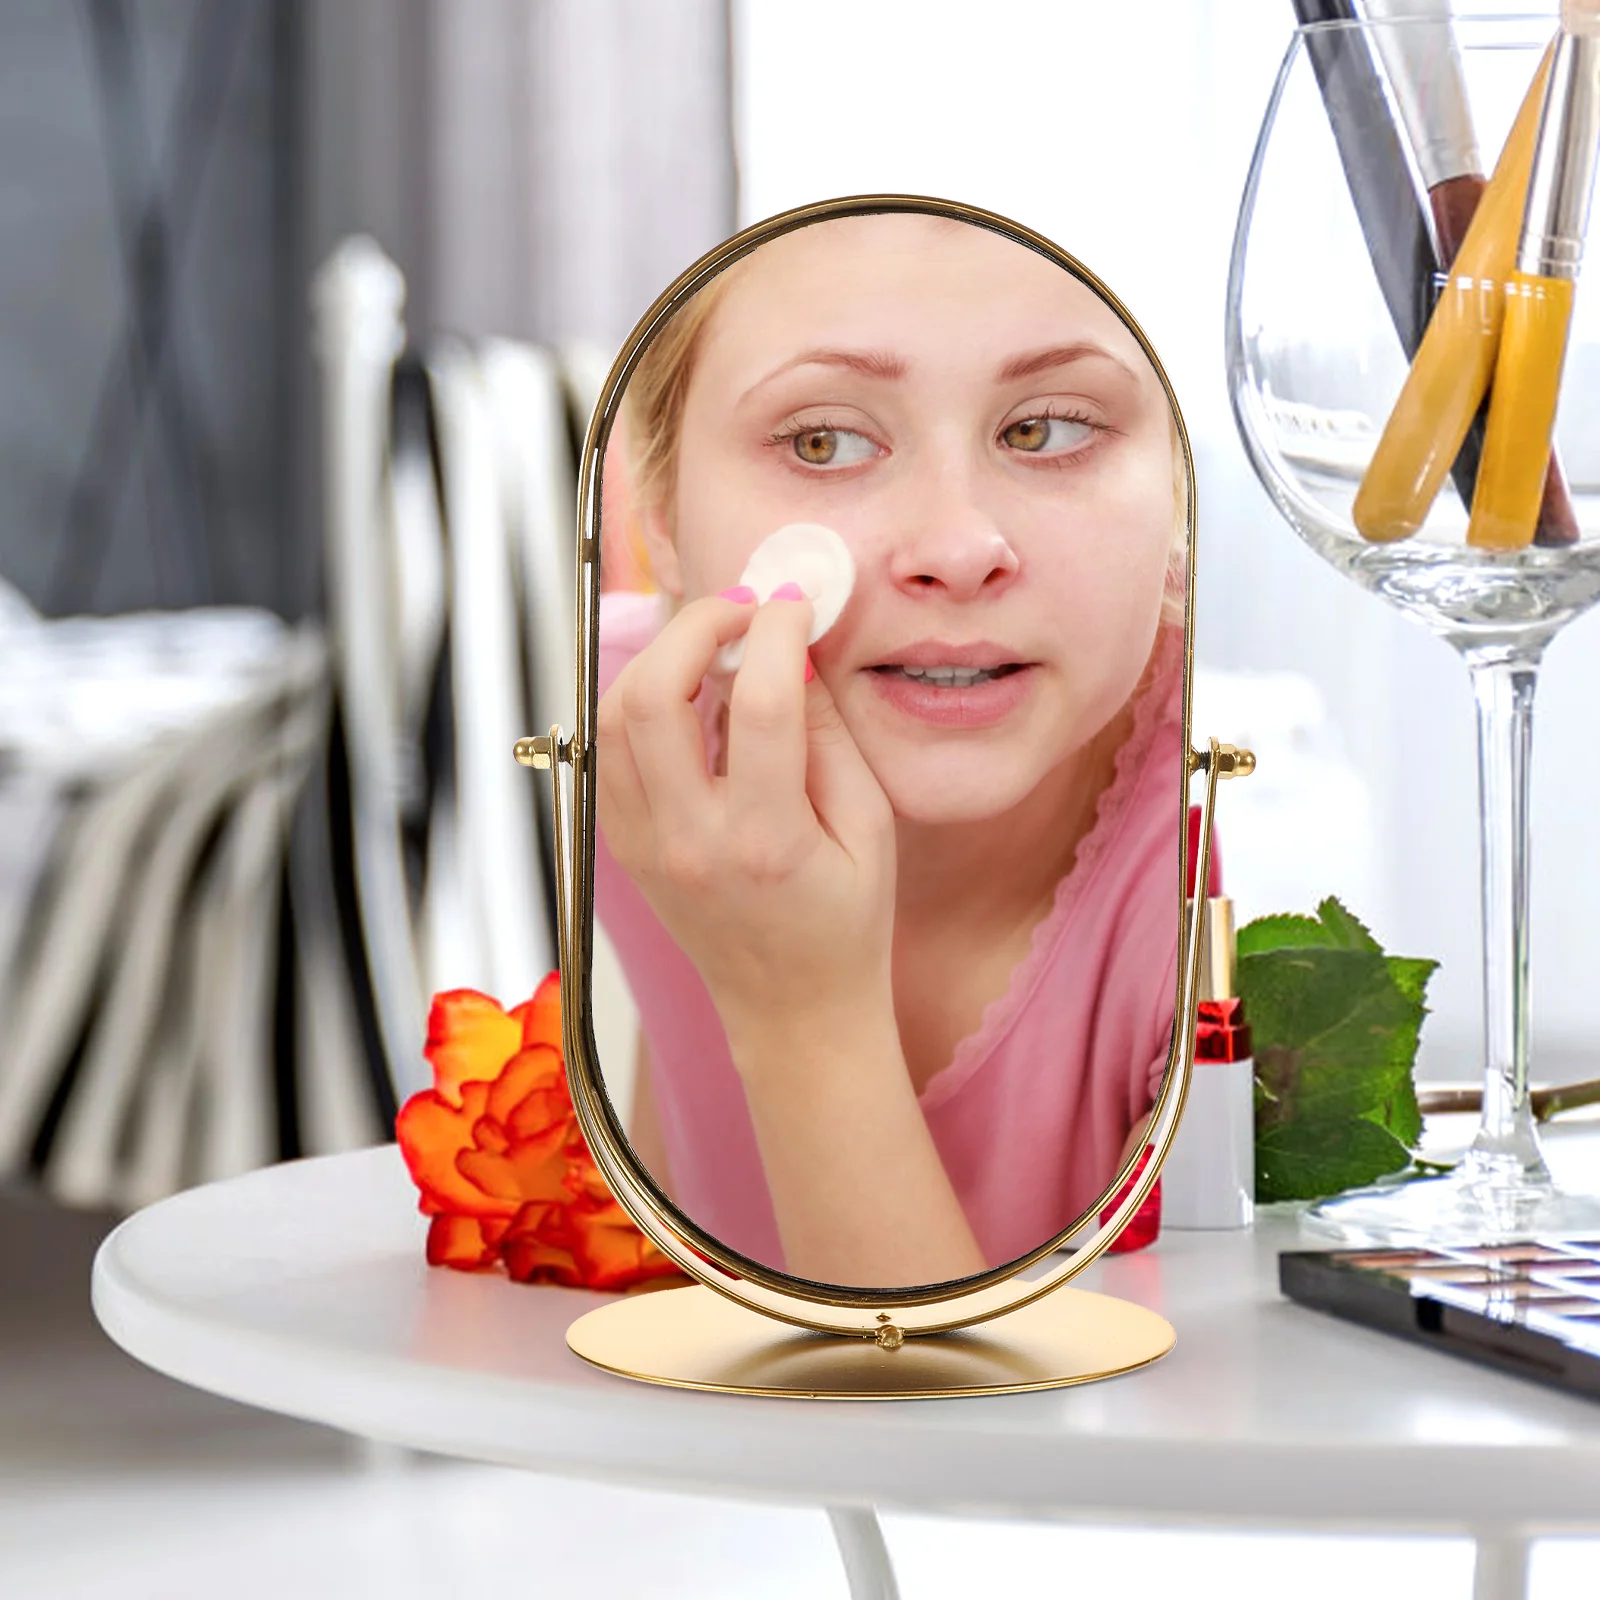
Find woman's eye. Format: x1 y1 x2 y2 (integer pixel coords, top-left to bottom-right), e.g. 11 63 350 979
791 427 877 468
1002 415 1094 455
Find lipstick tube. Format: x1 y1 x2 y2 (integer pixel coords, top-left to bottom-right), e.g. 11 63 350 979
1468 3 1600 550
1164 897 1255 1230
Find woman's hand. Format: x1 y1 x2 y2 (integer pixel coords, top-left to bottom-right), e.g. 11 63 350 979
601 590 986 1286
597 588 896 1064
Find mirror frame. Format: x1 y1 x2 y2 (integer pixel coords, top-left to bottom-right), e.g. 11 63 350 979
528 193 1220 1339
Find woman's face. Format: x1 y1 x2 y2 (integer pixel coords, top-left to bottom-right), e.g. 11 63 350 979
644 213 1179 824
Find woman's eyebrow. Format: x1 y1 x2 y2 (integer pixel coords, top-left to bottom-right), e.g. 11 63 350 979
996 342 1139 384
739 347 907 402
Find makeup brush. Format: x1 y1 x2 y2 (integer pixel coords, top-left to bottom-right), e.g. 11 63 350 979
1296 0 1441 354
1353 40 1556 543
1361 0 1485 262
1352 13 1579 547
1467 0 1600 551
1294 0 1485 512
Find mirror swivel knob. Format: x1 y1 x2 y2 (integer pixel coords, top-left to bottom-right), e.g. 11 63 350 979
1214 744 1256 779
514 732 572 770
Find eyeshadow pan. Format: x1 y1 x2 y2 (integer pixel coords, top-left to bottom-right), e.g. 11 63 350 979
1281 1247 1600 1402
1334 1250 1442 1269
1398 1266 1501 1283
1479 1282 1589 1302
1467 1244 1580 1264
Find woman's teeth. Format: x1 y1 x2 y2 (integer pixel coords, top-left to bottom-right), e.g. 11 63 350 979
884 665 1009 687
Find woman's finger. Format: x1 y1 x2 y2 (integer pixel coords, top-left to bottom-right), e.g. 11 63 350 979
725 589 814 835
595 686 654 868
618 594 756 840
804 669 892 857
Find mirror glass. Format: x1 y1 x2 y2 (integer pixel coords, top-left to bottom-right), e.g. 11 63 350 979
589 203 1190 1292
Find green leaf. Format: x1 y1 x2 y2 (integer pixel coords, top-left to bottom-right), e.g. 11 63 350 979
1236 914 1333 957
1388 955 1439 1009
1243 950 1415 1123
1237 897 1437 1202
1377 1069 1424 1151
1238 896 1384 958
1256 1116 1413 1204
1313 896 1381 952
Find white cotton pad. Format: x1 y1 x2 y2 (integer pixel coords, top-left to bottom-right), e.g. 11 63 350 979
714 522 856 673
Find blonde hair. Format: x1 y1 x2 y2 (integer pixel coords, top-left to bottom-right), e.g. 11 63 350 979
1162 414 1190 630
621 264 1191 627
622 270 738 525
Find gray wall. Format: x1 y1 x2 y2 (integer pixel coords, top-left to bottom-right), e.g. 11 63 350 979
305 0 736 349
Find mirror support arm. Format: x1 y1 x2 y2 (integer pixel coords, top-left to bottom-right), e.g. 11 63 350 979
515 727 579 1043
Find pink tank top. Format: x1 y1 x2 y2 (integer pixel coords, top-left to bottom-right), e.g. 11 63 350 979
593 591 1186 1271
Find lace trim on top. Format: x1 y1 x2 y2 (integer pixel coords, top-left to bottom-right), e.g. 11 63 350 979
916 624 1187 1114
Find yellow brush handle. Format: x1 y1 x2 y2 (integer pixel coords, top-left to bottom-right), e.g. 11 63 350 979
1351 279 1502 541
1466 271 1574 550
1352 43 1555 544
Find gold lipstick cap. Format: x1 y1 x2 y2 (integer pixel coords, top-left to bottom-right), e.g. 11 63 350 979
1185 896 1237 1003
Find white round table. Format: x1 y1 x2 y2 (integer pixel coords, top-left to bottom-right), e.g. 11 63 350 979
92 1143 1600 1600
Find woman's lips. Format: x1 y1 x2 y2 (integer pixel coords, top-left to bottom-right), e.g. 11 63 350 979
865 662 1036 728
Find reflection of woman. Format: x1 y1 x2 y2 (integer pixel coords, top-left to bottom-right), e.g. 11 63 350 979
594 212 1187 1287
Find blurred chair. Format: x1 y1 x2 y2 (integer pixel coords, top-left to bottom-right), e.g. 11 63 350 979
0 233 633 1209
0 600 387 1209
312 237 639 1113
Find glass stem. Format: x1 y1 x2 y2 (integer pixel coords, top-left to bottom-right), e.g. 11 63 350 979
1463 650 1549 1184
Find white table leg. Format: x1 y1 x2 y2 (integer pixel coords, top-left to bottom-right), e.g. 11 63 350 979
1472 1529 1531 1600
827 1507 900 1600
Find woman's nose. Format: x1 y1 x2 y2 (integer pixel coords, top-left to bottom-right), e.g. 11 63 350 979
887 477 1020 600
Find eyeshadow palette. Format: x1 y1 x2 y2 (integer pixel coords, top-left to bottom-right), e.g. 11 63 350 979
1279 1241 1600 1401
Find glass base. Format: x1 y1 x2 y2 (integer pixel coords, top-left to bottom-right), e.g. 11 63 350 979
1303 1156 1600 1247
1315 536 1600 654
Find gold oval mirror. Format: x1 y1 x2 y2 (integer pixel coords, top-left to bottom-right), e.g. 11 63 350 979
525 195 1237 1393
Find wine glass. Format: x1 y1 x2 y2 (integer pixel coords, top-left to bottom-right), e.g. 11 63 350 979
1227 10 1600 1242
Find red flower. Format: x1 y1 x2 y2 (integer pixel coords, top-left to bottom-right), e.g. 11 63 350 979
396 975 686 1291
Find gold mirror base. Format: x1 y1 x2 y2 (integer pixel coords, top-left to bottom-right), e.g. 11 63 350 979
567 1284 1174 1399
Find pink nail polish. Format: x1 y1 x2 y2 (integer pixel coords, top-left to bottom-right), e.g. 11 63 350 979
771 581 805 601
717 585 757 603
803 652 815 684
